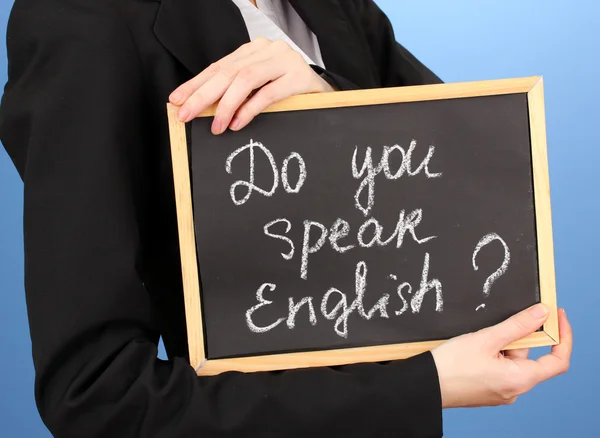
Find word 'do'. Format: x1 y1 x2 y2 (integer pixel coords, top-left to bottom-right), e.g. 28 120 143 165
225 140 307 205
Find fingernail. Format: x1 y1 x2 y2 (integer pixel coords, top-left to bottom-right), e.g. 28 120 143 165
170 91 182 104
212 119 222 135
178 107 189 122
529 304 549 319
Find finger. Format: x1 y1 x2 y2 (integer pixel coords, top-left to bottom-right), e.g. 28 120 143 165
212 60 288 134
169 38 271 105
228 74 298 131
169 47 251 106
531 308 572 382
177 72 235 122
481 303 549 352
178 42 291 122
504 348 530 360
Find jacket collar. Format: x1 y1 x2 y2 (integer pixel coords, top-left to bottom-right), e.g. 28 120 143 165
288 0 375 86
153 0 249 76
153 0 373 86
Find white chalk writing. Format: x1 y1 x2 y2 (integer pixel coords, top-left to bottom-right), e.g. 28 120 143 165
352 141 442 216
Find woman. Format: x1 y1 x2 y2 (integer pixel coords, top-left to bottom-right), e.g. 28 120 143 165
0 0 571 437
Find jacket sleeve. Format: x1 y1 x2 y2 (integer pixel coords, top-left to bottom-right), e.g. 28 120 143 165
0 1 443 437
354 0 443 86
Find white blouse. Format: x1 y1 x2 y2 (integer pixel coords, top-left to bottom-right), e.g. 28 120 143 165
229 0 326 68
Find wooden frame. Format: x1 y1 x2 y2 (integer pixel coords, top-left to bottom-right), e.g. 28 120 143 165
167 76 558 376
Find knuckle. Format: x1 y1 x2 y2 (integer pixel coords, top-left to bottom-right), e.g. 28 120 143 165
208 62 222 75
219 65 238 79
174 84 192 100
510 317 528 335
188 90 207 108
254 36 271 46
483 337 497 352
464 331 480 343
259 88 277 106
475 329 496 349
287 49 305 64
215 102 234 119
499 386 517 403
272 39 291 51
504 373 531 397
498 374 524 400
237 66 257 83
239 103 257 120
237 99 260 120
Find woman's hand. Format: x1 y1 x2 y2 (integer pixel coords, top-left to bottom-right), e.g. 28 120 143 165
169 38 334 133
432 304 572 408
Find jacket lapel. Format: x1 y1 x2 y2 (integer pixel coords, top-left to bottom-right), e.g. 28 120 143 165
153 0 376 86
288 0 377 87
153 0 250 75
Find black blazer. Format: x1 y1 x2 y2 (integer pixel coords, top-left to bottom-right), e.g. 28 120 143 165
1 1 444 437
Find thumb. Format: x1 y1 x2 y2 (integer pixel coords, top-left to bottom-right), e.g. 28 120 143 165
480 303 549 351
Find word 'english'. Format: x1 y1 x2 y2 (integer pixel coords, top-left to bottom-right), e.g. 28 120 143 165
245 256 443 339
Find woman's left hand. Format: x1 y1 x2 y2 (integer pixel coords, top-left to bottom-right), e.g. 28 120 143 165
169 37 334 134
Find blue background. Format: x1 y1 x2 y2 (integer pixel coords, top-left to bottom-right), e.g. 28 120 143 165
0 0 597 436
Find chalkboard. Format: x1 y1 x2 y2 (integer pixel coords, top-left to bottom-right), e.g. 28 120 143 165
167 77 559 376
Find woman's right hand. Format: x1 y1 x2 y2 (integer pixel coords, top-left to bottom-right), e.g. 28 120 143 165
169 38 334 134
432 304 572 408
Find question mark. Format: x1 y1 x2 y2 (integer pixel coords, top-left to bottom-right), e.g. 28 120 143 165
472 233 510 311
